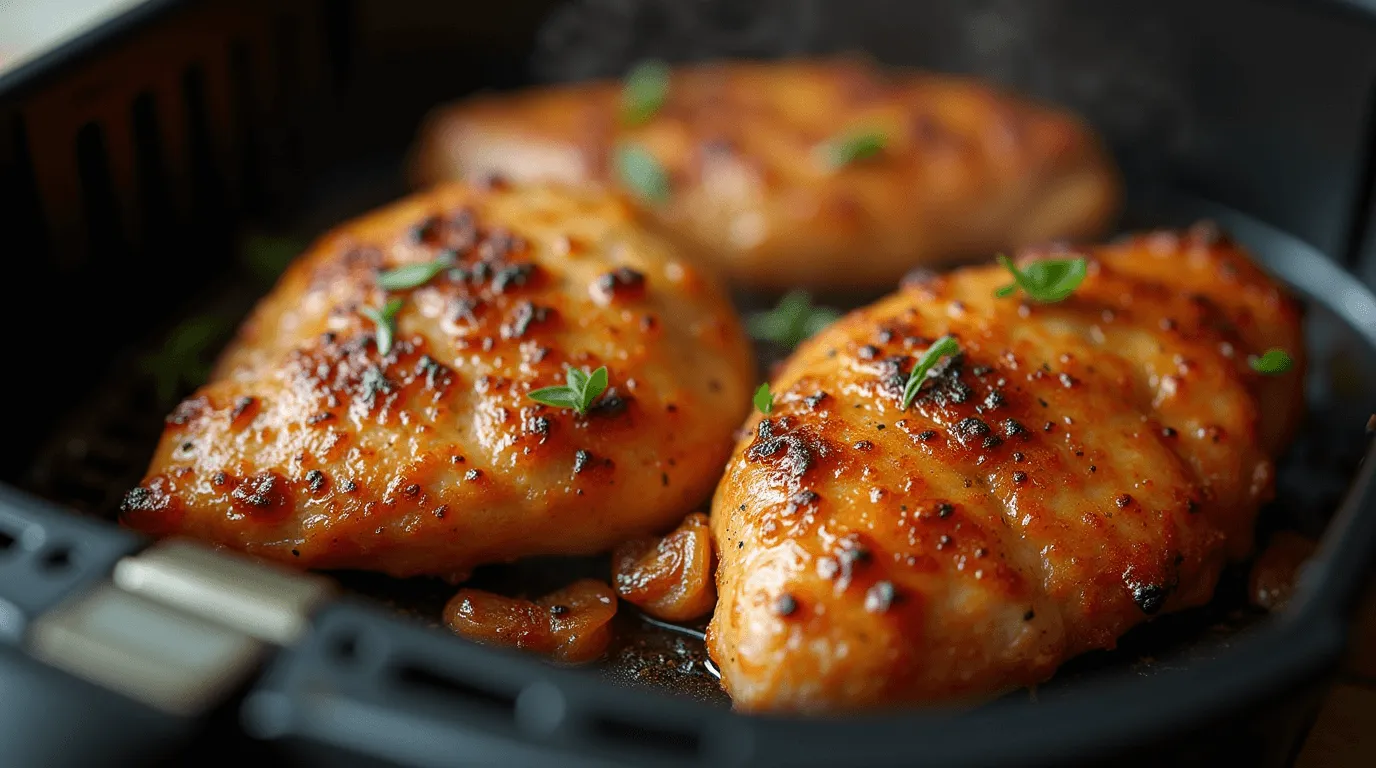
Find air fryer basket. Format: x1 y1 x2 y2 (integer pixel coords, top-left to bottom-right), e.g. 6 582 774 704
2 1 1376 767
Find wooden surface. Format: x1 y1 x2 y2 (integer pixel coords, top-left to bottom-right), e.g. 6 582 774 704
1294 571 1376 767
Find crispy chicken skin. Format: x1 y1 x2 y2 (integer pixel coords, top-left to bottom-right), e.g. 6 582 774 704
121 182 754 579
409 58 1120 292
708 226 1304 712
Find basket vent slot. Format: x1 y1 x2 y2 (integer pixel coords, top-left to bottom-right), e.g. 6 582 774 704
228 39 263 213
323 0 356 91
75 121 122 260
182 64 224 227
5 114 49 264
40 544 74 574
394 662 518 719
131 90 173 258
272 14 305 171
591 714 702 758
0 527 16 555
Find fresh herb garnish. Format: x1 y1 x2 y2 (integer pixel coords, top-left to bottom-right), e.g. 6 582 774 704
377 253 457 291
360 297 404 356
528 365 610 416
614 143 670 204
747 290 841 349
621 59 670 125
814 128 887 171
754 383 774 414
995 254 1087 303
901 335 960 410
1249 348 1294 375
140 314 234 405
239 234 307 286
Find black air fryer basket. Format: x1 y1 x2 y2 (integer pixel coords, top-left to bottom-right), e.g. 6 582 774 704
2 1 1376 766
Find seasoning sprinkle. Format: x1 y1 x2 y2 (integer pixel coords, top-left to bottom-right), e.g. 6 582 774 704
865 581 897 613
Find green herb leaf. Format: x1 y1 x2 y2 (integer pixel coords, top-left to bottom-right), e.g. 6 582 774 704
621 59 670 125
901 335 961 410
614 143 670 204
239 234 307 285
747 291 841 349
140 314 235 405
814 129 886 171
753 383 774 414
995 254 1087 303
377 253 456 291
1249 348 1294 375
360 297 405 356
528 365 610 415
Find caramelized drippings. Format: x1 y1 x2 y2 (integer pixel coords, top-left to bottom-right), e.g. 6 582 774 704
613 512 716 621
1248 531 1318 612
444 578 618 663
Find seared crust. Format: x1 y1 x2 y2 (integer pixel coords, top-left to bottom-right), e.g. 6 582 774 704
707 227 1304 711
410 58 1121 291
122 182 754 579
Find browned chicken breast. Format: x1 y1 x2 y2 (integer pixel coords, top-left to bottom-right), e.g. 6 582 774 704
121 182 754 580
708 226 1304 712
409 58 1121 292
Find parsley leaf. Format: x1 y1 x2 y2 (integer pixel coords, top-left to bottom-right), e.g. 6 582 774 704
621 59 670 125
377 253 456 291
614 143 670 204
814 128 886 171
901 335 960 410
140 314 234 405
995 254 1087 303
747 291 841 349
1249 348 1294 375
528 365 610 415
753 383 774 414
360 297 405 356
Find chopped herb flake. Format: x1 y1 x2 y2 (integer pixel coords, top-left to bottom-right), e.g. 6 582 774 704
814 128 886 171
747 290 841 349
995 254 1087 303
614 143 670 204
377 253 456 291
754 383 774 414
140 314 234 405
1249 348 1294 375
360 297 404 356
528 365 610 416
621 59 670 125
901 335 960 410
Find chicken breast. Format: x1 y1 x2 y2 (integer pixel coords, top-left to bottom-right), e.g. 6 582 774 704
708 226 1304 712
120 181 754 580
409 58 1120 292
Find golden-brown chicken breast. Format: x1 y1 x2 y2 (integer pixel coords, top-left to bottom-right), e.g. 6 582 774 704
409 58 1120 292
120 181 754 580
708 226 1304 712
